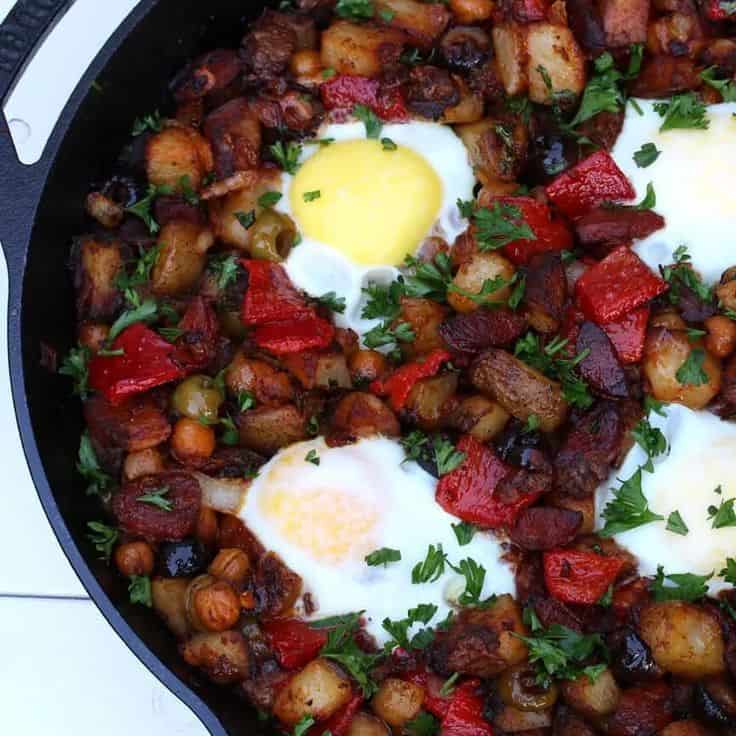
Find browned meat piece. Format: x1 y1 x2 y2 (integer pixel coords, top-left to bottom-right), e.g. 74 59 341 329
576 321 630 399
278 89 323 133
630 56 701 98
607 682 674 736
204 98 261 179
468 60 506 103
510 507 583 550
153 195 205 228
553 704 597 736
700 38 736 75
431 624 502 677
599 0 650 47
74 238 124 321
565 0 606 52
554 401 622 498
578 110 625 151
219 514 266 561
575 208 665 250
199 447 266 480
331 392 400 440
524 253 567 334
112 471 201 541
173 297 220 372
712 353 736 418
241 11 298 77
440 309 527 358
533 596 585 631
514 552 547 604
439 26 492 73
254 552 302 617
171 49 242 102
405 66 460 120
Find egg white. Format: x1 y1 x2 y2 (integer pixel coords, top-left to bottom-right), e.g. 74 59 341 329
238 436 515 644
277 121 475 338
611 100 736 284
596 404 736 594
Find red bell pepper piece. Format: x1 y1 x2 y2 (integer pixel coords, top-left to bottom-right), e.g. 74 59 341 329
435 436 540 528
441 680 494 736
241 260 313 326
308 694 364 736
88 323 185 405
575 246 667 325
601 306 650 365
406 668 452 719
253 314 335 355
369 349 450 411
496 197 573 265
702 0 736 20
374 84 409 121
173 296 219 371
320 74 408 122
545 151 636 219
543 549 626 605
261 619 328 670
512 0 548 22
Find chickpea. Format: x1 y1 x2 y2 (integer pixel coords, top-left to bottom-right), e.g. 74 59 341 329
497 663 559 711
650 310 687 331
716 280 736 312
123 447 165 482
171 375 224 421
187 575 241 632
449 0 494 23
249 210 297 262
114 541 155 578
290 49 322 77
171 418 216 463
195 507 219 547
349 350 389 385
447 251 516 313
78 322 110 353
705 315 736 358
208 548 252 589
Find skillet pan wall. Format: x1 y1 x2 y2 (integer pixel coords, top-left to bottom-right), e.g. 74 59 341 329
0 1 280 733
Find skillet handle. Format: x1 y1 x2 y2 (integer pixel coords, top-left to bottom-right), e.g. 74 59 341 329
0 0 75 281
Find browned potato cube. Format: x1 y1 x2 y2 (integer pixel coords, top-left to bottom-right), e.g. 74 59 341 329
547 491 595 534
561 667 620 718
348 712 391 736
492 24 528 97
465 594 529 671
151 221 214 297
321 21 406 78
659 721 714 736
439 76 485 124
395 297 449 360
180 630 249 684
447 395 511 442
273 658 353 726
494 705 552 732
76 238 124 320
600 0 650 47
405 373 459 431
526 23 586 104
146 126 214 192
375 0 450 46
152 577 190 639
448 252 516 313
238 405 307 454
371 678 424 728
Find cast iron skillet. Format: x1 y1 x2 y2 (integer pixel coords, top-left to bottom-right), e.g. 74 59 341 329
0 1 278 733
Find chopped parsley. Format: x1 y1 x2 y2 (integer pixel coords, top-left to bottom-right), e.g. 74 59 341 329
449 557 489 606
316 291 347 314
116 243 163 294
108 292 158 341
700 67 736 103
77 432 113 497
131 110 163 136
644 395 668 416
720 558 736 584
379 8 395 21
382 137 397 151
238 391 256 412
600 468 664 536
676 348 709 387
666 510 689 536
651 566 712 602
708 493 736 529
661 246 713 305
439 673 460 697
335 0 375 20
406 713 440 736
365 547 402 567
654 92 709 131
136 486 172 511
363 320 415 352
209 254 240 291
452 522 477 547
305 449 321 466
258 191 282 208
303 190 321 203
59 344 91 399
293 716 316 736
234 210 256 229
269 140 302 175
472 202 536 251
86 521 119 563
633 142 661 168
412 544 447 584
566 52 625 130
631 418 668 472
354 103 382 139
129 575 152 607
125 183 173 234
403 252 453 302
400 432 465 477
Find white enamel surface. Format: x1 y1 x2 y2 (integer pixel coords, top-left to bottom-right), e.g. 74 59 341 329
239 436 515 644
596 404 736 594
280 122 474 338
611 100 736 284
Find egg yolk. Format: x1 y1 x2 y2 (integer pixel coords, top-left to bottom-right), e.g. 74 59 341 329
290 139 443 266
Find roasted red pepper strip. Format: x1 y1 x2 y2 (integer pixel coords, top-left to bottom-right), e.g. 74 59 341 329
435 436 540 528
308 693 364 736
173 296 219 371
543 549 626 605
702 0 736 20
369 349 450 411
545 151 636 219
320 74 408 121
88 323 185 405
241 260 313 326
441 680 494 736
575 246 668 325
601 306 650 365
261 619 328 670
406 667 452 719
512 0 548 21
497 196 573 265
253 314 335 355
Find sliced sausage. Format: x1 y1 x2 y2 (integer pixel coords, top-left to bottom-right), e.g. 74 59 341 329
510 507 583 550
576 321 629 398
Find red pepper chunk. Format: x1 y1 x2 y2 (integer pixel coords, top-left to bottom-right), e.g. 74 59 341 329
575 246 667 325
601 306 650 364
308 694 364 736
703 0 736 20
545 151 636 219
261 619 328 670
405 667 452 719
253 314 335 355
497 197 573 265
435 436 540 528
320 75 408 121
543 549 625 605
441 680 494 736
369 349 450 411
88 323 185 405
241 260 313 326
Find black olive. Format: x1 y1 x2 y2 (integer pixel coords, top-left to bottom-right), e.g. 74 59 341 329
693 682 734 726
158 540 209 577
495 420 544 466
607 628 660 684
100 174 141 208
439 26 491 74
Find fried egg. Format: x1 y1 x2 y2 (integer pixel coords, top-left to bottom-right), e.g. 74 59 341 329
276 122 475 337
238 436 515 644
611 100 736 283
596 404 736 594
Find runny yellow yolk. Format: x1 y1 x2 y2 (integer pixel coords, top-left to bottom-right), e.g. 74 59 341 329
290 139 443 266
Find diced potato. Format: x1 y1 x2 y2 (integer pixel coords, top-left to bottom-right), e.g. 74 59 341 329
371 678 424 729
238 405 308 454
599 0 650 47
152 577 190 639
321 20 406 78
180 631 249 684
448 252 516 313
395 297 449 360
494 706 552 732
86 192 123 229
561 668 620 718
331 392 400 438
456 118 528 183
348 712 391 736
492 24 529 97
447 395 511 442
151 221 214 297
470 349 569 432
375 0 450 46
283 351 352 390
643 327 721 410
273 658 353 726
639 601 725 679
225 353 294 405
464 594 528 671
439 76 485 124
146 126 214 192
75 238 123 320
658 722 713 736
405 373 459 431
449 0 494 23
647 12 702 57
526 23 586 104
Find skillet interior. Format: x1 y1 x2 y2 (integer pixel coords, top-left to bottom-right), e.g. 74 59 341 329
18 1 277 732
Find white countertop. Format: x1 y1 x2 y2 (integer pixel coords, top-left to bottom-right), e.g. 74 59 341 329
0 1 209 732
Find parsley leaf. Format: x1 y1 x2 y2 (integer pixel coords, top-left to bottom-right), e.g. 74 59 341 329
700 67 736 103
363 321 415 351
238 391 256 412
125 183 173 234
406 712 439 736
708 494 736 528
652 566 712 602
59 344 91 399
635 182 657 210
600 468 664 536
473 202 536 251
449 557 488 606
566 52 624 130
305 449 321 466
354 103 382 139
661 246 713 305
361 281 405 321
720 558 736 585
129 575 152 607
412 544 447 584
131 110 163 136
86 521 118 563
116 243 163 294
270 140 302 174
633 142 661 168
382 137 398 151
316 291 347 314
644 395 668 416
365 547 402 567
403 253 453 302
452 521 477 546
209 254 240 291
77 432 113 497
382 603 438 650
310 611 364 630
439 673 460 697
676 348 709 387
433 436 466 476
108 296 158 341
631 418 668 472
303 190 321 203
335 0 374 20
293 716 316 736
654 92 709 131
234 210 256 229
258 191 283 208
136 486 172 511
666 510 689 536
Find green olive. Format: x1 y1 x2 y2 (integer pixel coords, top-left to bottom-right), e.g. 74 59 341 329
248 210 297 262
496 663 559 712
171 375 224 421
